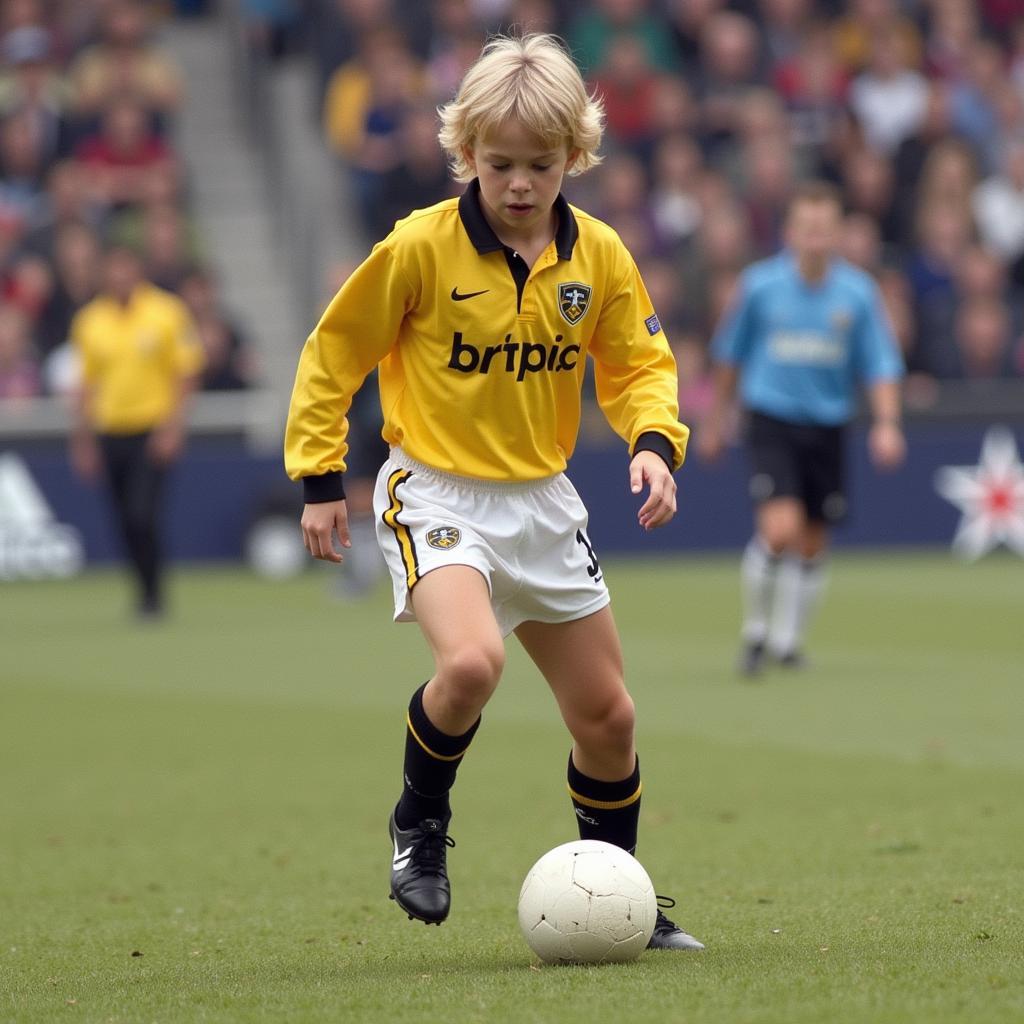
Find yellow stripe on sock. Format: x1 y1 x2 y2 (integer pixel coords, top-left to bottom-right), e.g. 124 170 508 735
567 781 643 811
406 711 471 762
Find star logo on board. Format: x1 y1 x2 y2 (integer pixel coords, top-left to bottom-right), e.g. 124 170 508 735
934 427 1024 560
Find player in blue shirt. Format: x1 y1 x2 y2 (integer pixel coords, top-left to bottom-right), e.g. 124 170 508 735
701 182 906 675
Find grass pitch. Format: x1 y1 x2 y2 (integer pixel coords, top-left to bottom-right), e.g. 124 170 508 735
2 553 1022 1024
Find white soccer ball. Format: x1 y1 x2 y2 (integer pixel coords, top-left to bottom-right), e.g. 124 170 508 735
517 840 657 964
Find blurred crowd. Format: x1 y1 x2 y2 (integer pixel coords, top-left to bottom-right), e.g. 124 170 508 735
259 0 1024 412
0 0 254 406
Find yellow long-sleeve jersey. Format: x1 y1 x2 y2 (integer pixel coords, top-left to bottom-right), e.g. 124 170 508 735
285 181 689 500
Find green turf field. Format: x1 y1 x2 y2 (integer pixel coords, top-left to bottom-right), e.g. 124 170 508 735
2 553 1022 1024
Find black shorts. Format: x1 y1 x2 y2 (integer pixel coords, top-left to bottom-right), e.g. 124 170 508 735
745 411 847 524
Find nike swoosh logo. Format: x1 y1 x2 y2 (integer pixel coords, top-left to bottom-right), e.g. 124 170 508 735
451 287 489 301
393 836 413 870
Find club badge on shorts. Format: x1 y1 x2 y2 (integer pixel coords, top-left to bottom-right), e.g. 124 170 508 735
558 282 592 325
426 525 462 550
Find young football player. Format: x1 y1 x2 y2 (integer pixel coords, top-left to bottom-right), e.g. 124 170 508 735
701 181 906 675
285 33 702 951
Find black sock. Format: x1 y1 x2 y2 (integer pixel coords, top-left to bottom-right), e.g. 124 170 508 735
567 753 642 855
395 683 480 829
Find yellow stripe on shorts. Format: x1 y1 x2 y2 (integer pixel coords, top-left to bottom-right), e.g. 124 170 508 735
567 781 643 811
381 468 419 589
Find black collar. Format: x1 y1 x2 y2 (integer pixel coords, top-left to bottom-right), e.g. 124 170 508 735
458 178 579 260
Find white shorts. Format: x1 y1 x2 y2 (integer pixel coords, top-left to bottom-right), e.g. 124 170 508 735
372 448 610 637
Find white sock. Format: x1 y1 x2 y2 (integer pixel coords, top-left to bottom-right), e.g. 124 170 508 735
769 556 826 656
740 536 780 645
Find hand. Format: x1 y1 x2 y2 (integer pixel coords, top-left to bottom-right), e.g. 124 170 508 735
70 432 101 482
629 451 677 531
301 500 351 562
696 422 726 463
868 421 905 471
148 421 185 464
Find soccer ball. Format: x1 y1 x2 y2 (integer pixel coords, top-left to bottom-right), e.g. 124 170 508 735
517 840 657 964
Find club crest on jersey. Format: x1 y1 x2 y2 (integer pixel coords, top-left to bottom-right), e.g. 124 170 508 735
558 282 592 325
426 525 462 550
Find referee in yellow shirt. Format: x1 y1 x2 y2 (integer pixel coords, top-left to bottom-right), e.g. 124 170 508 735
70 244 204 618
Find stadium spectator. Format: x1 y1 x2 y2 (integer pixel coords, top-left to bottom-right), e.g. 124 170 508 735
74 95 177 213
924 0 980 83
194 314 251 391
135 201 202 293
0 25 71 164
0 300 40 399
569 0 678 75
590 33 662 154
665 0 725 81
972 138 1024 268
422 0 486 100
501 0 558 36
179 265 257 391
774 22 849 163
590 150 658 253
739 136 795 255
956 244 1011 306
905 199 975 377
240 0 302 61
34 219 99 359
3 248 50 319
647 73 701 143
842 146 901 246
914 137 978 226
677 198 753 333
105 160 195 255
698 11 762 155
717 87 795 187
756 0 812 73
69 243 204 619
840 209 883 273
950 296 1015 380
1011 18 1024 95
849 31 928 155
364 106 453 239
891 81 955 238
310 0 402 104
649 133 704 252
68 0 183 128
948 38 1006 172
21 159 102 262
0 107 51 229
831 0 922 74
321 27 426 218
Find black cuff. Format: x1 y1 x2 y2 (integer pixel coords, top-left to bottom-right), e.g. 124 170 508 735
631 431 675 472
302 472 345 503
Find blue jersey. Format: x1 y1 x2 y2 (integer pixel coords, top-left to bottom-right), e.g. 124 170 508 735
711 252 903 426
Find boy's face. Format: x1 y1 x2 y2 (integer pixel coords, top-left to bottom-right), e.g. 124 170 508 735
465 119 576 238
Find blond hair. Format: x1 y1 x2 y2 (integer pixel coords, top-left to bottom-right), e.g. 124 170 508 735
438 34 604 183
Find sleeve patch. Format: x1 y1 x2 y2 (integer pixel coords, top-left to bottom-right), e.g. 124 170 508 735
645 313 662 336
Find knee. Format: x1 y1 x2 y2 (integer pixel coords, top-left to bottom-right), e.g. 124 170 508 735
760 523 798 555
437 644 504 713
576 691 636 756
801 528 828 560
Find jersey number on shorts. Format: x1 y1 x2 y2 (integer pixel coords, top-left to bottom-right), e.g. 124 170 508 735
575 529 602 583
